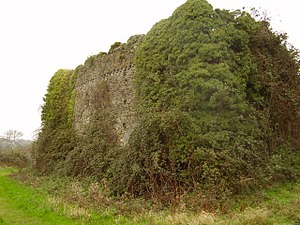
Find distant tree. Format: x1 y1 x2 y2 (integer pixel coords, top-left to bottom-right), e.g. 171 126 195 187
4 130 23 144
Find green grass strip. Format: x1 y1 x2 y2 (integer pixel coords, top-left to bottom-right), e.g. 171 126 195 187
0 167 148 225
0 167 83 225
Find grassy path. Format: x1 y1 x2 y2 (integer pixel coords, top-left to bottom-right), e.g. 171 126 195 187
0 167 147 225
0 167 83 225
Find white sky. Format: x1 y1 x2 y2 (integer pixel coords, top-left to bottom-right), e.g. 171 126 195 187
0 0 299 140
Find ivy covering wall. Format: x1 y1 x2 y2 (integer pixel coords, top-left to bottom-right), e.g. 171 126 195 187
35 0 300 204
35 69 77 174
114 0 300 200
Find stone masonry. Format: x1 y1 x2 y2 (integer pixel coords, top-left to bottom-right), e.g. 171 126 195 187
74 35 143 145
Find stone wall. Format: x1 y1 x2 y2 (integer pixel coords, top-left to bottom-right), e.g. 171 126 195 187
74 36 142 145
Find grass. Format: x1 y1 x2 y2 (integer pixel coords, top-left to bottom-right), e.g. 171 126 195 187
147 181 300 225
0 167 148 225
212 182 300 225
1 166 300 225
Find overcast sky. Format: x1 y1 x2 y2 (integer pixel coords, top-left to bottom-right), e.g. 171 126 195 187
0 0 299 140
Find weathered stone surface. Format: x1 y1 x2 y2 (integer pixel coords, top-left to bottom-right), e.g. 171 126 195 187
74 35 143 145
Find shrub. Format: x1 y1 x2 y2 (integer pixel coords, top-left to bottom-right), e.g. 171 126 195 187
0 151 31 168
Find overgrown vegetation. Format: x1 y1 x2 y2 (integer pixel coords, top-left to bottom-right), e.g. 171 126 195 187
0 138 32 168
116 0 300 203
3 167 300 224
0 151 30 168
34 69 77 175
34 0 300 209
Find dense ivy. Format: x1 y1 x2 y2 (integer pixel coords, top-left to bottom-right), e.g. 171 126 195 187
116 0 300 201
35 69 77 174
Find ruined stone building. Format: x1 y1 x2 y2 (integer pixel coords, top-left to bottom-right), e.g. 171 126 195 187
73 36 143 145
